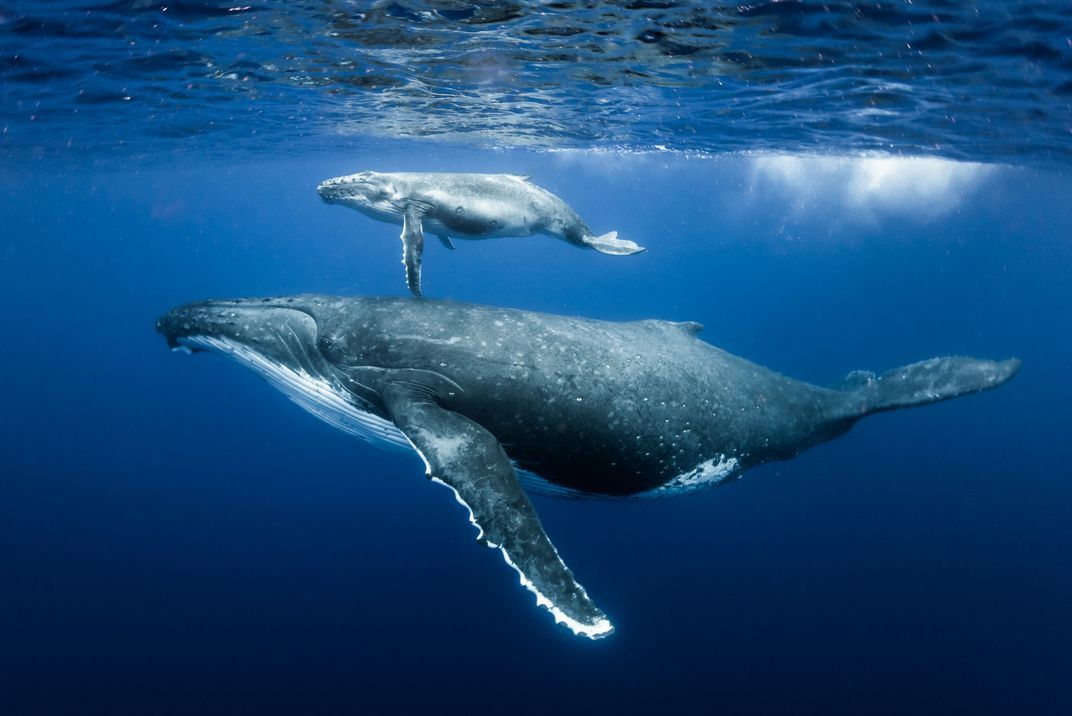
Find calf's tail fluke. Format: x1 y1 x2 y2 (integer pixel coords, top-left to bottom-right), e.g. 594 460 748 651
584 230 646 256
840 356 1021 417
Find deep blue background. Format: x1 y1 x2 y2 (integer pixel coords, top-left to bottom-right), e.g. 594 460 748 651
2 149 1070 713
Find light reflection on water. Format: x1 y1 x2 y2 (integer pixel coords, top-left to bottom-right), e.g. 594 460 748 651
1 1 1070 163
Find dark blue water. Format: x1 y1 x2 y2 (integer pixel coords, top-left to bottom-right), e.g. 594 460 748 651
3 2 1072 714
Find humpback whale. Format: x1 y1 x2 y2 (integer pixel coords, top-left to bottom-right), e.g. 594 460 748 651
316 171 645 296
157 295 1019 638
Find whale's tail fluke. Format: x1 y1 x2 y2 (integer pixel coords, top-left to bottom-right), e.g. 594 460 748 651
839 356 1021 418
584 230 646 256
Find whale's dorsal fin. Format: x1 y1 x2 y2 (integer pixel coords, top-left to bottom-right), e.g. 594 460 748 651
835 369 876 391
640 319 704 336
667 320 703 335
381 381 613 639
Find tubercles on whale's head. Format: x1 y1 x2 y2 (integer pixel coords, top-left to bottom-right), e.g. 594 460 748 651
156 296 389 373
317 171 400 220
156 298 323 369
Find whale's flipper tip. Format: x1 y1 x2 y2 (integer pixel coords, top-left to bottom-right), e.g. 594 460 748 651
586 231 645 256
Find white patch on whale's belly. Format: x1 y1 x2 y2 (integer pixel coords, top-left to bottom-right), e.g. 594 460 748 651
645 454 740 498
180 336 410 451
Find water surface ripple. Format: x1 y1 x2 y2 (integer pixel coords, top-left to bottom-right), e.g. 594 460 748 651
2 1 1070 163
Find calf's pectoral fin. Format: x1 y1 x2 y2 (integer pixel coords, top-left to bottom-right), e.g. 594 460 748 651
381 382 614 639
584 230 645 256
401 204 426 297
437 235 456 250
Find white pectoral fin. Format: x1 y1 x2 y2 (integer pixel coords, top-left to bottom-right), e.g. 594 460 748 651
401 204 426 296
381 382 614 639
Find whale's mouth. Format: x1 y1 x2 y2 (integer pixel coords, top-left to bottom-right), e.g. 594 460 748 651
158 302 326 388
316 180 352 203
315 173 401 220
176 331 410 450
158 299 410 450
158 301 328 376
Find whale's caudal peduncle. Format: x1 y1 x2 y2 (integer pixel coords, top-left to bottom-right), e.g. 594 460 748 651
158 294 1020 638
316 172 645 296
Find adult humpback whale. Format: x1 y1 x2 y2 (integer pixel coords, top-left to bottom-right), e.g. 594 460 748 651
157 295 1019 638
316 171 645 296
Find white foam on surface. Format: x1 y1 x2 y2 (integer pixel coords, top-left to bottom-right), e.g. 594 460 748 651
749 155 994 218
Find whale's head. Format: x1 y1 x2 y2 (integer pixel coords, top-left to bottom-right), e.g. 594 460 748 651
317 171 400 221
157 297 325 361
156 296 409 446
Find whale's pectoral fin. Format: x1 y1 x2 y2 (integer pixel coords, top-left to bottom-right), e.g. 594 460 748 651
381 382 614 639
584 230 645 256
401 204 427 297
437 235 456 250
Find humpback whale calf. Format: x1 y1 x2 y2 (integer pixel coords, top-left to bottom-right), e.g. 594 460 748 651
316 171 645 296
158 295 1019 638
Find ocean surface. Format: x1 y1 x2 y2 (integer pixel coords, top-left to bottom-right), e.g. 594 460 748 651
2 2 1071 713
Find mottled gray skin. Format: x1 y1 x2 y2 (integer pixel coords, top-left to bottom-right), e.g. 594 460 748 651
157 295 1020 637
317 171 644 296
